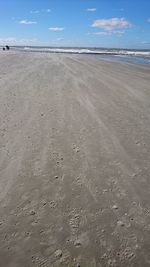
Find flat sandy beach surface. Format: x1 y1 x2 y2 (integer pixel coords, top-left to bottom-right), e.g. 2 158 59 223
0 52 150 267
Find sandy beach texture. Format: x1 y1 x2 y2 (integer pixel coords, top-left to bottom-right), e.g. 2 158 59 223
0 52 150 267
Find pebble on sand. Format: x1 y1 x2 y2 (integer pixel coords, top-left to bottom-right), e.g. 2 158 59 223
112 205 118 210
30 210 36 215
117 220 125 227
55 249 62 259
74 239 81 247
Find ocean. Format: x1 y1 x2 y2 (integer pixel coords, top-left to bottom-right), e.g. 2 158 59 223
1 46 150 65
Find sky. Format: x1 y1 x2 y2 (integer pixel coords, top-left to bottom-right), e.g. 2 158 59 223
0 0 150 49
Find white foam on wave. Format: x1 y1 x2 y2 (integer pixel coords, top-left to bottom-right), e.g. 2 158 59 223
21 46 150 56
118 50 150 56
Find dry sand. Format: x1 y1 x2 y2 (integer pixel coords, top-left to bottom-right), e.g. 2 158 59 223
0 52 150 267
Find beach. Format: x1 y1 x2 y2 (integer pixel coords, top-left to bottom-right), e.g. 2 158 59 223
0 51 150 267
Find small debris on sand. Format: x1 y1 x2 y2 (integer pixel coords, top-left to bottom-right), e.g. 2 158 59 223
103 189 108 193
108 259 117 266
112 205 118 210
55 249 62 259
30 210 36 215
73 145 80 153
132 173 137 178
74 239 81 247
117 221 125 227
42 200 47 206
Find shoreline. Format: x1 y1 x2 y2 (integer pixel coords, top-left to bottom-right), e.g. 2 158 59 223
1 49 150 66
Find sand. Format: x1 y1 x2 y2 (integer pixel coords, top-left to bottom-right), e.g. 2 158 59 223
0 51 150 267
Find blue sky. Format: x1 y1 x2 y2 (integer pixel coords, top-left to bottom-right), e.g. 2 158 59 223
0 0 150 48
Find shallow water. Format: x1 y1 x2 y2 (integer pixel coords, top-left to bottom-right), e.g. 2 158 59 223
93 54 150 65
1 45 150 65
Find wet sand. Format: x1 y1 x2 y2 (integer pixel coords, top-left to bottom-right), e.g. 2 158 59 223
0 52 150 267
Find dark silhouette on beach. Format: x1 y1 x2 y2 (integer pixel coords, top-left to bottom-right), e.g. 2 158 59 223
2 45 10 51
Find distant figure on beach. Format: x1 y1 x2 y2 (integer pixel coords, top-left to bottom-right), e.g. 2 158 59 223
2 46 10 51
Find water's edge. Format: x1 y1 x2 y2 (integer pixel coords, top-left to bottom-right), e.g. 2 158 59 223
1 46 150 65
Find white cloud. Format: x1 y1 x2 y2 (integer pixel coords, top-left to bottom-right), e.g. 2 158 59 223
92 17 132 33
48 27 64 31
0 37 39 45
46 9 51 12
0 37 16 45
30 10 39 14
19 20 37 24
19 38 38 44
93 32 112 36
87 8 96 12
147 18 150 22
114 30 125 35
91 30 124 36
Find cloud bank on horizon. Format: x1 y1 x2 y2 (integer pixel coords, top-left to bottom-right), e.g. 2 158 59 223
0 0 150 48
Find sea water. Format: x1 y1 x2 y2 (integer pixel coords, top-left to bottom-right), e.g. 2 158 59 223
2 46 150 65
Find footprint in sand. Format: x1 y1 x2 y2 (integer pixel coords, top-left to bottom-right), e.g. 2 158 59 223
49 200 57 209
73 145 80 153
